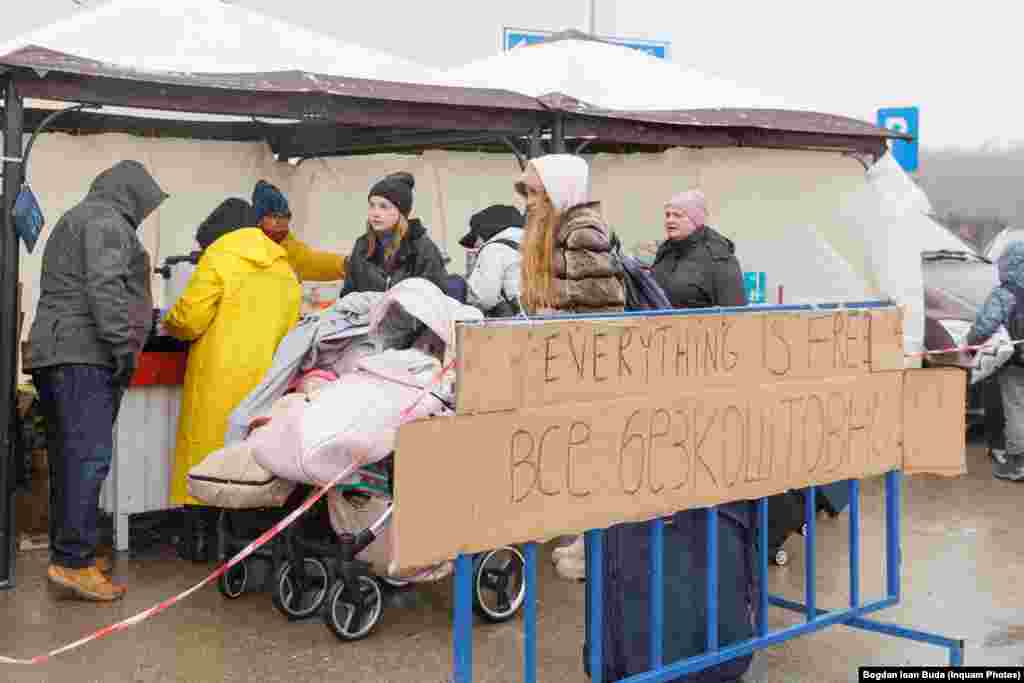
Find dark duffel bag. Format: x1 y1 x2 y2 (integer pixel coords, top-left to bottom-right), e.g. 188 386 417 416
584 503 757 683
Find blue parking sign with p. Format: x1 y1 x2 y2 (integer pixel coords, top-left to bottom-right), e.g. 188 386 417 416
876 107 919 173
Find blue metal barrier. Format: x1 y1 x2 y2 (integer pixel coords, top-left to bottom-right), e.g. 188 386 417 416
449 470 964 683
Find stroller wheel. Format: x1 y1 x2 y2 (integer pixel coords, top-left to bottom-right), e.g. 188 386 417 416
773 549 789 567
272 557 330 621
379 576 411 589
324 576 384 641
218 560 249 599
473 546 526 623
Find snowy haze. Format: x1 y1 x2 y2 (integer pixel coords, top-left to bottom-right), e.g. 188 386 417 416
2 0 1021 151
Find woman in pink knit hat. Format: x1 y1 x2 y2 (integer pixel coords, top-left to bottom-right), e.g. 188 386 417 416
651 189 747 308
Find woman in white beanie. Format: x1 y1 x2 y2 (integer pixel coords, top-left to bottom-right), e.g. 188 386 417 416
515 154 624 581
516 154 625 316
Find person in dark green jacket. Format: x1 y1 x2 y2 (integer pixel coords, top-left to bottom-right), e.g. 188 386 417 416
651 189 748 309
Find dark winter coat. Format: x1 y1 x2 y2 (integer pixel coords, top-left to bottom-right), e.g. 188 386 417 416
339 218 447 297
25 160 168 371
650 226 747 309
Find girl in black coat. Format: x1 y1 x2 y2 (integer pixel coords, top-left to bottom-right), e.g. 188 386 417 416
339 172 448 297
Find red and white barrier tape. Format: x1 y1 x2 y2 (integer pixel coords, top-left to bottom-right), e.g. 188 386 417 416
0 461 358 666
905 337 1024 359
1 357 458 666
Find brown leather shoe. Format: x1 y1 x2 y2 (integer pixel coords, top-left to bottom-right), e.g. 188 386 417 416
47 564 127 602
95 556 113 574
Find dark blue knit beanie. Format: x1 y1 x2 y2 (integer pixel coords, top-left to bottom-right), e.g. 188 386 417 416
252 180 291 221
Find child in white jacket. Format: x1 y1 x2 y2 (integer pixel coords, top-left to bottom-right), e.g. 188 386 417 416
459 205 524 316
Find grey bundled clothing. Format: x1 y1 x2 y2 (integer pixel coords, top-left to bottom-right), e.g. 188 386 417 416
26 160 169 370
224 292 384 445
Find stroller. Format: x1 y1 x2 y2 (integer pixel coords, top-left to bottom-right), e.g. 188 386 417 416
276 453 528 641
188 279 527 641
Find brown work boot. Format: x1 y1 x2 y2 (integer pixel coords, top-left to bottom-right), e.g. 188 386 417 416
95 556 113 574
47 564 127 602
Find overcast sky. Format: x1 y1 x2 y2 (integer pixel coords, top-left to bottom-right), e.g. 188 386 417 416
4 0 1019 151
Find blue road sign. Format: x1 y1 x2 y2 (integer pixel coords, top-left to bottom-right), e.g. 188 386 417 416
876 107 919 173
503 28 668 59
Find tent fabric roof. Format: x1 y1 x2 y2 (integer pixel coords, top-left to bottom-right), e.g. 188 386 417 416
0 0 454 125
0 46 543 112
437 34 794 111
0 0 440 84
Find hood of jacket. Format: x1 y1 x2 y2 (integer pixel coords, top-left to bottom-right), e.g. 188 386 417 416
998 241 1024 290
86 160 168 228
369 277 482 351
206 227 288 269
487 226 524 245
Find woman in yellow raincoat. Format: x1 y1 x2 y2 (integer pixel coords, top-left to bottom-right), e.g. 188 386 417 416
163 198 301 559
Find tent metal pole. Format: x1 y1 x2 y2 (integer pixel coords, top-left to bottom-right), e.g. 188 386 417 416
551 115 566 154
0 75 24 591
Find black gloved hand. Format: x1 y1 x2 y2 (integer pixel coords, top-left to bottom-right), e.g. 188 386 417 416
111 352 137 387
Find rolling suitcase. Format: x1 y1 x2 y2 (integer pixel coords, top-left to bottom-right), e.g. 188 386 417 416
584 503 757 683
767 482 851 567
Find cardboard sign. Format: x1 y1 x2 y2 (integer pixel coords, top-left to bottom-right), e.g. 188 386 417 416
395 371 904 571
902 367 967 476
390 306 965 574
456 309 879 414
870 307 905 371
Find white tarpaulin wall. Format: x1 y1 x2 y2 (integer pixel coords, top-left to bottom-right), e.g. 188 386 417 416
12 133 954 375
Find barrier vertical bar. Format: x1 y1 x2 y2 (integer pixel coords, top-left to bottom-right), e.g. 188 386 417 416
453 554 473 683
885 470 901 600
804 486 817 622
649 518 664 668
756 498 769 637
849 479 860 608
706 507 719 652
950 640 965 666
586 529 604 683
524 542 537 683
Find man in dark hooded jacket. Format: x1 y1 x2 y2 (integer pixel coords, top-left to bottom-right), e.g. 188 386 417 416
25 160 168 601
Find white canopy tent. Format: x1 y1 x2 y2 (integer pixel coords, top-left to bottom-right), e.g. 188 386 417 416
1 0 441 123
436 32 792 110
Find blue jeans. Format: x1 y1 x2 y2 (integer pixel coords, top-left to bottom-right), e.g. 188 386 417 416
32 365 124 569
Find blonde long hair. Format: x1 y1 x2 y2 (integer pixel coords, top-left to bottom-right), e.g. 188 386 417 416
365 214 410 268
519 194 560 313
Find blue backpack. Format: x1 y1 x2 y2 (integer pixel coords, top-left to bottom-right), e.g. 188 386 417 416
610 233 673 311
